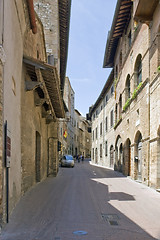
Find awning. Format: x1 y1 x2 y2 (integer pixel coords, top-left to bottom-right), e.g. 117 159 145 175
23 55 65 118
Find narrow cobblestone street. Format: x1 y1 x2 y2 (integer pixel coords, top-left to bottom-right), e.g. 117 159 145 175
1 160 160 240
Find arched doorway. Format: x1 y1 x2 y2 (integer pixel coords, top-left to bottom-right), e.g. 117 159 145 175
110 145 114 168
119 143 123 172
135 131 142 181
115 135 122 171
125 139 131 176
35 131 41 182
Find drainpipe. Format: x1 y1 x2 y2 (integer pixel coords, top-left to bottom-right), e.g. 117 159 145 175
148 23 151 186
27 0 37 34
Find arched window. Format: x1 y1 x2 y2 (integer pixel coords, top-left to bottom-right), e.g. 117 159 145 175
125 74 130 101
119 51 122 70
115 65 118 78
119 94 122 118
134 54 142 86
115 103 118 123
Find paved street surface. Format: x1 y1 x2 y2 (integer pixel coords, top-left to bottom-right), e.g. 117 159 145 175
1 159 160 240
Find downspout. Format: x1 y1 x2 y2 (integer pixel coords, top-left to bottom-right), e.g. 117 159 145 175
27 0 37 34
148 23 151 186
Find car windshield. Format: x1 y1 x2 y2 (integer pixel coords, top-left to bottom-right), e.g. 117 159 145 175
65 155 73 160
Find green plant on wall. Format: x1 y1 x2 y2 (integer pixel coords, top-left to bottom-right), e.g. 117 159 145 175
114 116 122 129
123 98 131 111
157 66 160 73
123 82 143 112
132 82 143 100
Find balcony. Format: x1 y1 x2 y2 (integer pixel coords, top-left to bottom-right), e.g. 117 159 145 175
133 0 158 22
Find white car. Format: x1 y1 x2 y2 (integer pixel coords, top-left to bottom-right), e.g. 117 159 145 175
61 155 74 168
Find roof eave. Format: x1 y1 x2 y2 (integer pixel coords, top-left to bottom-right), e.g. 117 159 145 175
103 0 132 68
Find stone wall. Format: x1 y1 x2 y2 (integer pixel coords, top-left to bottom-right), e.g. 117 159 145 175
34 0 60 73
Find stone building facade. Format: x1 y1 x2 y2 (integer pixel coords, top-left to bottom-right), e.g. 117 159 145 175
74 109 81 156
78 116 91 158
90 70 115 168
0 0 71 224
58 82 91 159
90 0 160 189
62 77 75 155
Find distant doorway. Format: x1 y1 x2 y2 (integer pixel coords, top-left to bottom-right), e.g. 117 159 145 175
75 147 77 157
35 131 41 182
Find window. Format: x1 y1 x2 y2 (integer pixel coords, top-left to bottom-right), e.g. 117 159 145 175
119 51 122 70
92 130 94 141
115 104 118 123
111 85 114 95
105 141 108 156
135 54 142 86
100 144 102 158
96 127 98 139
125 75 131 101
105 117 108 132
110 110 114 127
128 31 131 48
115 65 118 78
101 105 103 111
106 95 108 103
137 60 142 85
119 94 122 118
100 122 102 136
92 148 94 160
88 127 91 133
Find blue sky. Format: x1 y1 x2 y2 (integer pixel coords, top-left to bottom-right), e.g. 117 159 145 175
66 0 117 116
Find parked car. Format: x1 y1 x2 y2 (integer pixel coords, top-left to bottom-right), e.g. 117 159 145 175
61 155 74 168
